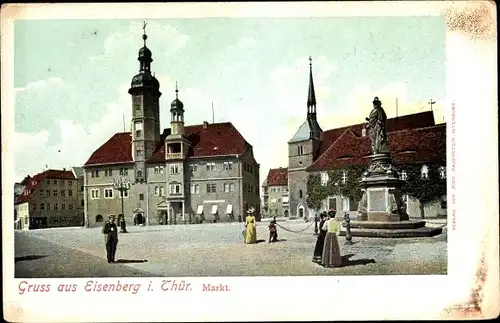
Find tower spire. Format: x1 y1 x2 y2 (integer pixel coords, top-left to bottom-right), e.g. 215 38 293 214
175 81 179 99
142 21 148 46
307 56 317 114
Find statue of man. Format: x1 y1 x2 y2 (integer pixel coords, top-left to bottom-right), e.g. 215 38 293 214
365 97 389 155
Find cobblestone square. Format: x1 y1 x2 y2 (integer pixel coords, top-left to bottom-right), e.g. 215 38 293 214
15 219 447 277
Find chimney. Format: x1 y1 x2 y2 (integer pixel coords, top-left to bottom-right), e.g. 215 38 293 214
203 121 209 129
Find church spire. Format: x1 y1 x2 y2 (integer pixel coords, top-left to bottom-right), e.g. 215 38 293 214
137 21 152 73
307 56 316 115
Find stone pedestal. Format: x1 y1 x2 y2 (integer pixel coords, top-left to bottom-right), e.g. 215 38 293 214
357 153 409 222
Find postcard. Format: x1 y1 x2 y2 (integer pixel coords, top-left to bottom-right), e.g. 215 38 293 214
1 1 498 321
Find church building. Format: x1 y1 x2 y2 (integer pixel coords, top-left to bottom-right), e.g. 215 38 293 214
274 58 447 219
83 28 260 227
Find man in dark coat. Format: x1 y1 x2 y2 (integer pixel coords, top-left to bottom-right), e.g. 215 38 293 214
102 215 118 263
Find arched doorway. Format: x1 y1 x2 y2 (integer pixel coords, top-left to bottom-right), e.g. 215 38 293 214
95 214 103 223
134 213 144 225
297 204 305 218
284 210 289 217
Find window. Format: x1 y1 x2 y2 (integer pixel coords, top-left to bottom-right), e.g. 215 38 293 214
342 171 348 184
40 190 44 198
119 168 128 176
320 172 329 186
136 149 142 157
224 183 235 193
154 166 165 175
32 204 36 210
137 170 143 177
105 169 113 177
91 169 99 177
104 188 113 199
134 121 143 138
139 194 144 201
119 190 129 198
421 165 429 179
40 203 45 210
53 190 58 197
68 180 73 186
299 190 303 198
46 180 50 185
62 204 66 210
155 186 160 196
190 184 200 194
91 189 100 199
68 190 73 197
223 161 233 170
60 190 65 197
69 204 74 210
169 184 181 195
207 183 216 193
342 197 350 211
46 190 50 196
439 166 446 179
81 200 84 207
47 203 51 210
53 180 57 185
190 164 198 172
170 164 180 174
297 145 304 155
206 162 216 171
399 170 408 181
159 186 165 196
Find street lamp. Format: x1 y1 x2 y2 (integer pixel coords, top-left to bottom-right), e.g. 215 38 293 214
314 213 319 235
113 176 132 233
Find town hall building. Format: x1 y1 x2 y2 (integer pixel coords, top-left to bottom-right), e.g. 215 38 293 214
83 28 260 227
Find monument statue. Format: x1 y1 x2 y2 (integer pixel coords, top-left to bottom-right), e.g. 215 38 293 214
365 97 389 155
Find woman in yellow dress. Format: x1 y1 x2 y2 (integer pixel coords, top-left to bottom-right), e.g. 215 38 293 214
321 211 343 267
244 207 257 244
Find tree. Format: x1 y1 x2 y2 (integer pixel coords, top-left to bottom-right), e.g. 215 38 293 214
398 163 446 205
306 173 329 214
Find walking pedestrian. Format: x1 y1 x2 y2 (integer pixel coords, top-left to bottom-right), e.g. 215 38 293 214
312 212 328 263
268 218 278 243
102 215 119 263
321 210 343 268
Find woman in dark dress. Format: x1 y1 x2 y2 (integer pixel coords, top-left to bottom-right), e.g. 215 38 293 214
312 212 327 263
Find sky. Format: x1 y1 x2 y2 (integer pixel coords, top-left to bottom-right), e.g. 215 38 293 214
13 16 446 187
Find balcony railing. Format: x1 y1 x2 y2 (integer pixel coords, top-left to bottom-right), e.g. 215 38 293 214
166 153 183 160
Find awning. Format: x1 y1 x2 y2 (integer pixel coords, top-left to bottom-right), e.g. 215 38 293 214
226 204 233 214
196 205 203 215
211 205 218 215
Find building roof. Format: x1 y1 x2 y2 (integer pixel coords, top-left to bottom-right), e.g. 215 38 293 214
266 167 288 186
84 122 249 166
15 169 76 204
313 111 436 160
288 119 323 143
308 123 446 171
71 166 84 178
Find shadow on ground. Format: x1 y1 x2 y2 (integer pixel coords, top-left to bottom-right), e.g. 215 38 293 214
341 253 376 267
15 255 48 262
114 259 148 264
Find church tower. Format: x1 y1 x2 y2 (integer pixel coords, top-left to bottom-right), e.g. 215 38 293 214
128 23 161 182
287 57 323 218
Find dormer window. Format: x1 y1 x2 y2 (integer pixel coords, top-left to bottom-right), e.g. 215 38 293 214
421 165 429 179
399 170 408 181
439 166 446 179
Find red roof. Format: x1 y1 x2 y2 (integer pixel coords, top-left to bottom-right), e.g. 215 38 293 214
84 123 248 166
266 168 288 186
308 123 446 171
84 133 134 166
15 169 76 203
314 111 436 160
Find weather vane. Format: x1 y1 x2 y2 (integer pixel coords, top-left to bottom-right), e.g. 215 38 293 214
142 21 147 34
309 56 312 66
